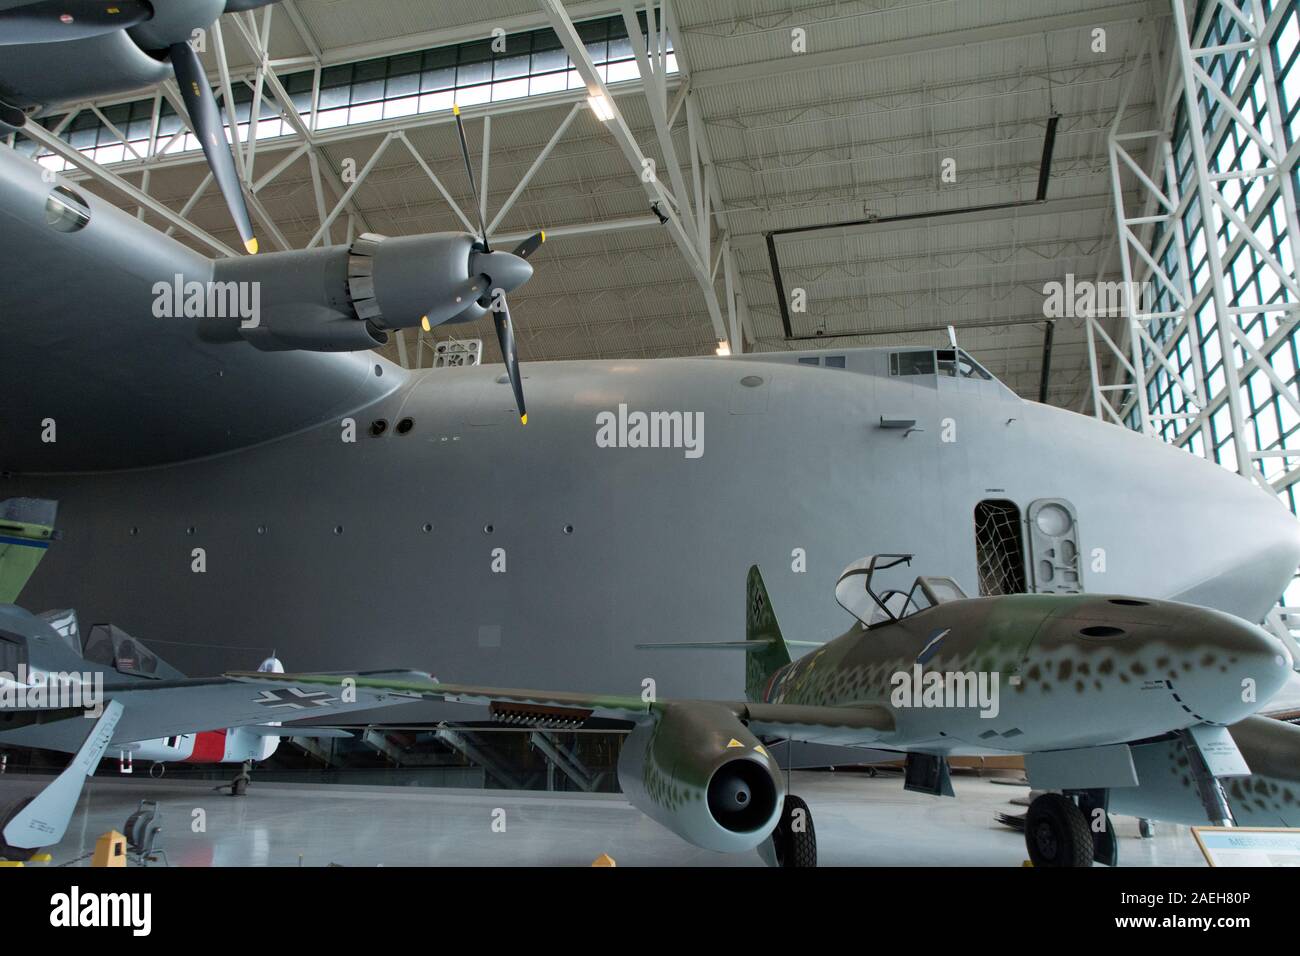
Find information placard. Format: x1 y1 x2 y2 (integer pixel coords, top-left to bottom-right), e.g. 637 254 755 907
1193 827 1300 866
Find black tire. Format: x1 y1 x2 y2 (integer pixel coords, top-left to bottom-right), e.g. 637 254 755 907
772 794 818 868
0 841 37 863
1025 793 1093 867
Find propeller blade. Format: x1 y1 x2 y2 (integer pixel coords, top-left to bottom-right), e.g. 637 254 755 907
492 294 527 425
451 103 490 251
512 231 545 261
0 0 152 45
170 41 258 254
420 275 488 330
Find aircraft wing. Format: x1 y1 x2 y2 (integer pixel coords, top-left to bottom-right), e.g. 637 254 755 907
229 671 653 721
0 670 432 754
0 144 403 473
227 671 896 745
740 702 895 746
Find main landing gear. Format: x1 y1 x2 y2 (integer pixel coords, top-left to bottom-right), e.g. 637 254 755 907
770 794 818 867
215 760 253 797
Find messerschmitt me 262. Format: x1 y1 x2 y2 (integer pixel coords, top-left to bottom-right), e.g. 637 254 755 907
240 554 1298 867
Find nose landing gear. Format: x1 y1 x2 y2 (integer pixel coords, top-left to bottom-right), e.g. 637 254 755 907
1024 790 1116 867
1025 793 1093 867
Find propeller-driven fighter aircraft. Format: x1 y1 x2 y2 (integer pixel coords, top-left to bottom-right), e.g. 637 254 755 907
0 498 429 860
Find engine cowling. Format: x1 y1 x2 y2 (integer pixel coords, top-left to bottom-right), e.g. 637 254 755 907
617 701 783 854
198 230 532 352
0 0 233 114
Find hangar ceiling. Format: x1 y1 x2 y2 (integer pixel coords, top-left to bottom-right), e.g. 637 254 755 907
11 0 1168 410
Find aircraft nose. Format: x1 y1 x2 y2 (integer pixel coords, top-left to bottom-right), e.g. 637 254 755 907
1039 405 1300 622
1172 604 1294 724
1165 462 1300 623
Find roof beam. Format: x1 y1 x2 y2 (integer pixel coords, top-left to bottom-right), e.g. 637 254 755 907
539 0 726 342
689 1 1164 89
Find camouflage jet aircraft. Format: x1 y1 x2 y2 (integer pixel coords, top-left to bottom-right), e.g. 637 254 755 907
232 555 1293 867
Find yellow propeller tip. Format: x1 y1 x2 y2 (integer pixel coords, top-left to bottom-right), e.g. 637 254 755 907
452 103 460 116
420 315 431 332
244 237 259 255
520 414 528 425
540 230 546 242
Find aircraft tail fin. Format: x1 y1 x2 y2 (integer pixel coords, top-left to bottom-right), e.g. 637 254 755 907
745 565 792 702
634 566 805 702
0 498 59 604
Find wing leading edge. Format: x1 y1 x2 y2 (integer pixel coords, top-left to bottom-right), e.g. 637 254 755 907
227 671 896 746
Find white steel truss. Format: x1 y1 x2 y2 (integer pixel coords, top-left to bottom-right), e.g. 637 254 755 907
6 7 688 267
1089 0 1300 637
1090 0 1300 492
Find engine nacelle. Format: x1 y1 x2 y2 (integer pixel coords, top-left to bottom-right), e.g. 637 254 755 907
350 232 481 331
0 1 226 114
617 701 783 854
200 230 528 352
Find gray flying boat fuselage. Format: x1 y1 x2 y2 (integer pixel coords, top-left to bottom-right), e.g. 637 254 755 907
6 352 1299 712
1 141 1298 712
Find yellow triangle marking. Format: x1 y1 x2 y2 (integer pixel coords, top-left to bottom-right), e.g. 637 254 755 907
754 745 768 756
726 738 744 748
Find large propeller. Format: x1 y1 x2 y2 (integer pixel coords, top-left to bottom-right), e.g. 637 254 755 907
169 38 258 255
0 0 266 254
0 0 153 45
448 103 544 425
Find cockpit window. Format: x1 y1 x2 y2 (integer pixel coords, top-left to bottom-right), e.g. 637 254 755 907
84 624 164 678
937 349 993 380
889 348 991 380
889 350 935 376
918 577 967 605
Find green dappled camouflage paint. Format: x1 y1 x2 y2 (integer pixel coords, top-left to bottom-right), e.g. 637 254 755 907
232 568 1289 844
745 565 791 701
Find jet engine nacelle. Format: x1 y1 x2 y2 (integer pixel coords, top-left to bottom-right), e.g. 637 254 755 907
617 701 784 854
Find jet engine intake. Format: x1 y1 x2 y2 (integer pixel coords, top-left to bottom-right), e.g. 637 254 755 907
617 701 783 854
